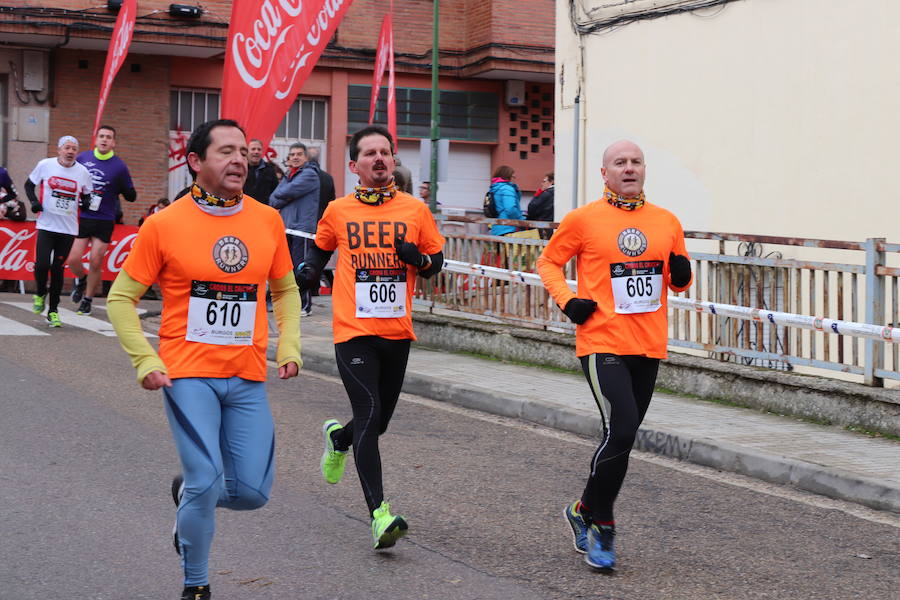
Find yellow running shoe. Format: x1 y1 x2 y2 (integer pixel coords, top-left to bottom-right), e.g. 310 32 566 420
320 419 348 484
371 501 408 550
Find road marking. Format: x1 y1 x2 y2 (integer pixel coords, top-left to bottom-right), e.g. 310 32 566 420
0 314 50 336
3 302 156 338
292 367 900 529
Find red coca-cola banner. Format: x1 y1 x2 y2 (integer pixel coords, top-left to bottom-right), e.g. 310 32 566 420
0 221 138 282
368 12 396 143
92 0 136 145
221 0 354 147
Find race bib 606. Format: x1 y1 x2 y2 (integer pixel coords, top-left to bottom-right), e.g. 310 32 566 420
355 268 406 318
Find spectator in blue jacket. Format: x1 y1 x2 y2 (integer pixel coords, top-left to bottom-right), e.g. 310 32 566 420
488 165 522 236
269 142 320 315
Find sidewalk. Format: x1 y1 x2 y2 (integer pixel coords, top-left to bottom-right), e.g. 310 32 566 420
271 296 900 514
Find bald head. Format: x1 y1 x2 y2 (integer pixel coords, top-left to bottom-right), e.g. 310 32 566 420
601 140 645 198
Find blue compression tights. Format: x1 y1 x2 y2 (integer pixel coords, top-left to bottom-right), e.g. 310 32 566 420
163 377 275 586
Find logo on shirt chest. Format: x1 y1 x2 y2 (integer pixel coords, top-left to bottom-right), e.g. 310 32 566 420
213 236 249 273
617 227 647 257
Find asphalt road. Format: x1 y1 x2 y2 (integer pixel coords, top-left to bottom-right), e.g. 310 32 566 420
0 300 898 600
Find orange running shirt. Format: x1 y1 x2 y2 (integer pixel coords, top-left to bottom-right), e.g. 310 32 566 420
122 196 294 380
315 191 445 344
537 199 691 359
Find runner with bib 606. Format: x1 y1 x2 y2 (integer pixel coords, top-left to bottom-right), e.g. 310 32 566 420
537 140 692 573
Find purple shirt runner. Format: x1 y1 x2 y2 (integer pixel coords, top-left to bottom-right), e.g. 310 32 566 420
76 150 134 222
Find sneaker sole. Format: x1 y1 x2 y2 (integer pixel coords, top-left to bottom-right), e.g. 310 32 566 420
374 516 408 550
564 505 587 554
584 554 616 572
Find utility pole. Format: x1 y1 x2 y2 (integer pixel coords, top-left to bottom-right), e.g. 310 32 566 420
428 0 440 212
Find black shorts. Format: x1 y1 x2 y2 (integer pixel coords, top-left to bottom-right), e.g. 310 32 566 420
77 218 115 243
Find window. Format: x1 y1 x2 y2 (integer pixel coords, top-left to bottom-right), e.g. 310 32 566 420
274 96 328 140
170 89 220 132
348 85 499 142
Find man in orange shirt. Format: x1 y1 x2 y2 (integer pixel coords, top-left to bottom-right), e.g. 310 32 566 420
295 125 444 550
537 140 692 572
107 119 301 600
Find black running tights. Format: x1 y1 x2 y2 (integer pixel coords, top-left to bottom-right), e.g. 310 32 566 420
579 353 660 523
333 336 411 516
34 229 74 314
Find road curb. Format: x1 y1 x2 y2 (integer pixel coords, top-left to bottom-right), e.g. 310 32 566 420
277 344 900 514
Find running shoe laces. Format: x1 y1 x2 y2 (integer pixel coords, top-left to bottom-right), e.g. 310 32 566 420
32 294 44 314
47 312 61 328
564 501 589 554
320 419 348 484
585 524 616 571
371 501 408 549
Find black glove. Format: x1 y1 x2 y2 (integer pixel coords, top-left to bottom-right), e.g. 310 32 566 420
80 194 92 211
30 200 43 213
394 235 427 267
669 252 692 288
296 263 319 292
563 298 597 325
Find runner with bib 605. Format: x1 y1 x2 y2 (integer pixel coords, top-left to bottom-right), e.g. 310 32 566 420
537 139 692 573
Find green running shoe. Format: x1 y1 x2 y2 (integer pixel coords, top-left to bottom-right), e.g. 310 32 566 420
371 501 408 550
47 312 61 328
32 294 45 314
320 419 348 484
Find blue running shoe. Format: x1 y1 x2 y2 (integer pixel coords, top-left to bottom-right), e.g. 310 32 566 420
585 524 616 571
564 501 588 554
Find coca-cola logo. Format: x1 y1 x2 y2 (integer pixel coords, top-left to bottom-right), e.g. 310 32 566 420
48 176 77 192
0 227 37 273
0 223 138 278
230 0 346 98
105 232 137 273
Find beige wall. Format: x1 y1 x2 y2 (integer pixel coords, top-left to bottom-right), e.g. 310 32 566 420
555 0 900 246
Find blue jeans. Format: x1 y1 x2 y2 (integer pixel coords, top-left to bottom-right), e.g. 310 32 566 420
163 377 275 586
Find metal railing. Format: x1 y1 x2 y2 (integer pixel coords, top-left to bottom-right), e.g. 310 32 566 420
415 216 900 386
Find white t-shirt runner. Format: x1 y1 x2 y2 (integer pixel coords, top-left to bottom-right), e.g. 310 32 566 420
29 158 93 236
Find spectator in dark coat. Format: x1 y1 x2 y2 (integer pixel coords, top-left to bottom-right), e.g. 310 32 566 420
306 146 336 220
527 172 555 221
243 139 279 204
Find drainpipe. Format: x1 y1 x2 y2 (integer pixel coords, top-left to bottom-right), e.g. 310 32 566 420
571 95 580 210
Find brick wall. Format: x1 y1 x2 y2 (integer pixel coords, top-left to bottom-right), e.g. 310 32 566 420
50 50 170 225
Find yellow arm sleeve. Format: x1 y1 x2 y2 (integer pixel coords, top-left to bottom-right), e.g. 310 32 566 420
269 271 302 369
107 271 167 384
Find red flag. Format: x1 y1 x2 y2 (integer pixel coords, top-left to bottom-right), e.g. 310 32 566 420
368 14 397 143
92 0 136 145
221 0 355 148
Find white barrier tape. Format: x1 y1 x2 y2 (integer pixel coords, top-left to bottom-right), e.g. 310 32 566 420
442 259 898 344
443 259 548 286
669 297 899 344
285 228 316 240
